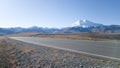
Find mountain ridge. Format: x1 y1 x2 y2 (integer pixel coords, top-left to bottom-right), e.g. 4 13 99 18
0 20 120 35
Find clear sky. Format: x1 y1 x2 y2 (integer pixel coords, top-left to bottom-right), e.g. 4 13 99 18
0 0 120 28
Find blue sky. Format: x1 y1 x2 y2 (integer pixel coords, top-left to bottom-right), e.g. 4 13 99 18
0 0 120 28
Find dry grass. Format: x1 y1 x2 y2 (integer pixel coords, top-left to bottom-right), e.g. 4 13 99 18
0 37 35 68
0 38 16 68
31 33 120 41
39 34 92 40
19 45 34 53
7 32 120 41
7 32 40 37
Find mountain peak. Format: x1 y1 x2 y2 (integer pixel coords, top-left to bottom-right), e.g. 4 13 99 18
72 20 103 27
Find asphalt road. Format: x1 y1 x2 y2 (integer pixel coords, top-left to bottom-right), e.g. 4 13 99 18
10 37 120 61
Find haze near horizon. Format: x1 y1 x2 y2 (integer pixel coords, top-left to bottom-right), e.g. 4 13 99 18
0 0 120 28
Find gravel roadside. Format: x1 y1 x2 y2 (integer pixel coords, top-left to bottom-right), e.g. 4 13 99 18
6 38 120 68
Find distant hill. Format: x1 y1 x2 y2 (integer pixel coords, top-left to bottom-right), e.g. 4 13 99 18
0 20 120 35
54 25 120 34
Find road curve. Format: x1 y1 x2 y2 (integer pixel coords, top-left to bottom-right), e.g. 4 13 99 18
9 37 120 61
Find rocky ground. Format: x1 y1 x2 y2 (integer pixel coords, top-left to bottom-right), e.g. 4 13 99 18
1 38 120 68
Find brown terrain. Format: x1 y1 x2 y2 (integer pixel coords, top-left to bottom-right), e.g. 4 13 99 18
25 32 120 41
6 32 120 41
0 32 120 67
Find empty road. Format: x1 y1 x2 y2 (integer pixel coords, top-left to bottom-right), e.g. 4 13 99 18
10 37 120 61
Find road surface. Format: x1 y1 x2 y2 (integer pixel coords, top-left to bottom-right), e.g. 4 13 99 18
10 37 120 61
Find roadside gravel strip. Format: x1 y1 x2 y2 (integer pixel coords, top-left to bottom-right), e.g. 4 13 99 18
8 37 120 68
9 37 120 61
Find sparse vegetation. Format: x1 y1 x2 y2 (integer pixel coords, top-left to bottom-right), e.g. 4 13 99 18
32 32 120 41
0 37 120 68
0 39 16 68
0 38 37 68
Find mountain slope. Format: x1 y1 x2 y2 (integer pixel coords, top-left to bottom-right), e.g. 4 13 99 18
72 20 103 27
0 20 120 35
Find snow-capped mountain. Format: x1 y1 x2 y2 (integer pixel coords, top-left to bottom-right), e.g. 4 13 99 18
72 20 103 27
0 20 120 35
